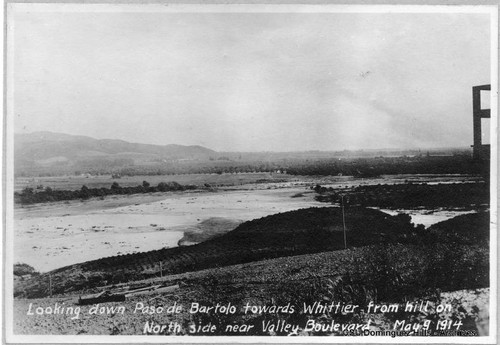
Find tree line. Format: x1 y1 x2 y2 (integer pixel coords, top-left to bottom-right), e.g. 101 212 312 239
14 181 196 205
16 154 486 178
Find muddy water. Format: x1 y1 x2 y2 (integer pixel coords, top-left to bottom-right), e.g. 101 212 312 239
372 208 478 228
14 188 326 272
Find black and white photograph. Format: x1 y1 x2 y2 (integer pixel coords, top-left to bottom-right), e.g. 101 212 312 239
4 2 498 343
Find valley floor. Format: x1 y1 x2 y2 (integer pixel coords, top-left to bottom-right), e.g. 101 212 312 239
14 186 324 272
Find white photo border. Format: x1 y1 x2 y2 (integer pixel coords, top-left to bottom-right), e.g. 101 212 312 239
3 2 499 344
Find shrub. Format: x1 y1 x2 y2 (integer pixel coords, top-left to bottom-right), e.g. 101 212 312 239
14 263 38 276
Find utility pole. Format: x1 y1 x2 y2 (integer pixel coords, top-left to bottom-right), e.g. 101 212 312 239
159 261 163 278
49 274 53 297
341 195 347 249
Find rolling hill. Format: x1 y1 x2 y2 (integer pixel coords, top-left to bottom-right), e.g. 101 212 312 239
14 131 216 175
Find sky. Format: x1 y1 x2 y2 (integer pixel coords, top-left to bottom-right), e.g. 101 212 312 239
11 5 493 152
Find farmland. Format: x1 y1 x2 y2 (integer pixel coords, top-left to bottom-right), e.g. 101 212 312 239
15 171 482 193
15 172 290 192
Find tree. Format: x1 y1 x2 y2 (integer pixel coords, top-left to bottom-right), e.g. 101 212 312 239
80 185 91 199
142 181 150 189
22 187 34 195
157 182 167 192
14 262 38 276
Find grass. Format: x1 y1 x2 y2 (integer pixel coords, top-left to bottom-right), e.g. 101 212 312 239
13 241 489 335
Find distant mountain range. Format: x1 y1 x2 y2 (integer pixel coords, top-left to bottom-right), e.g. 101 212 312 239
14 131 472 177
15 131 216 166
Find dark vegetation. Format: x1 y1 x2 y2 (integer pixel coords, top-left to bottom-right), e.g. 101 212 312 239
426 212 490 246
102 154 483 177
170 212 489 336
184 243 488 335
285 155 487 176
15 208 489 299
314 182 489 209
14 181 196 205
17 154 486 178
13 263 39 277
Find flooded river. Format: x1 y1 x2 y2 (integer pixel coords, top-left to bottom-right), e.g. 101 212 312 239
15 187 325 272
14 174 483 272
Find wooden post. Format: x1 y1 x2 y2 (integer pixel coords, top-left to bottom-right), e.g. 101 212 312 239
341 195 347 249
49 274 53 297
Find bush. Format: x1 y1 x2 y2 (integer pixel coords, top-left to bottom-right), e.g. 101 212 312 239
14 180 195 205
14 263 38 276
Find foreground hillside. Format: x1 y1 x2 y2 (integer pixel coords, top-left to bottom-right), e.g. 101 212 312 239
16 208 489 301
13 211 490 335
17 207 419 298
426 212 490 245
14 240 489 335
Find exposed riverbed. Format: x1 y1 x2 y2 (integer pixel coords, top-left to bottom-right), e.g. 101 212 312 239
14 187 324 272
14 174 484 273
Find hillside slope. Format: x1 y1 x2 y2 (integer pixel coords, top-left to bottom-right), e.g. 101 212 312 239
14 240 489 335
426 212 490 245
17 209 490 299
16 207 419 298
14 131 215 175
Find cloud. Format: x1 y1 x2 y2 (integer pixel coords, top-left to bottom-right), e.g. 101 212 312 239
12 9 491 151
